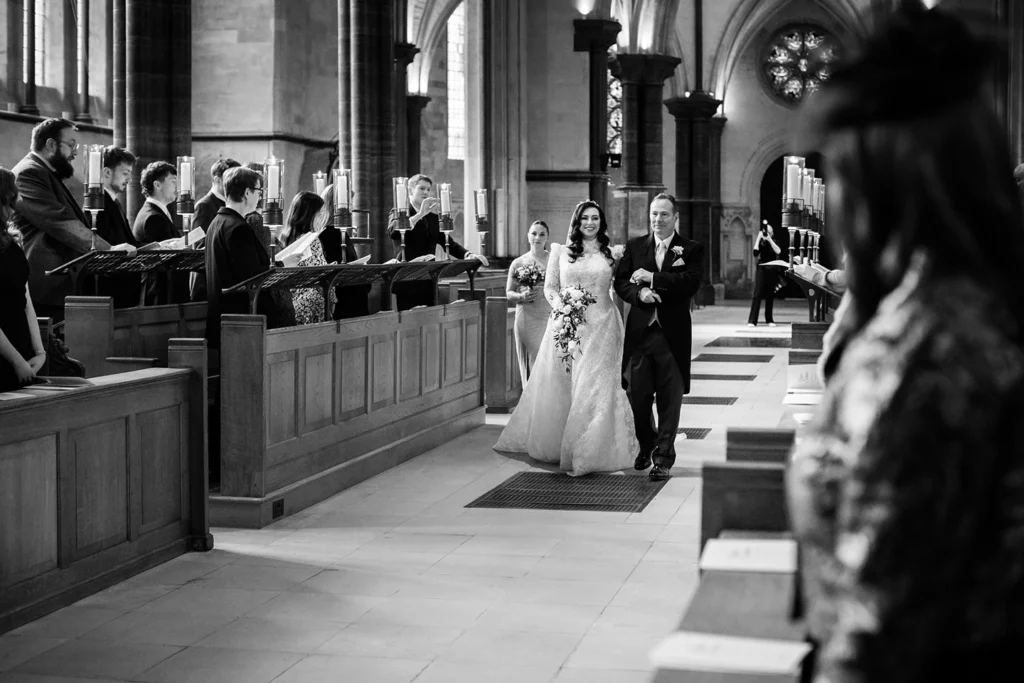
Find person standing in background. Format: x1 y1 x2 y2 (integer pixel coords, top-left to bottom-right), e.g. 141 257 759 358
190 157 241 302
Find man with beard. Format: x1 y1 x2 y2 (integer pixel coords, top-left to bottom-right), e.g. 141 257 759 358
11 118 111 323
86 146 140 308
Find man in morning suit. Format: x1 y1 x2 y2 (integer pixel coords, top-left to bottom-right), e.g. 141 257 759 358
133 161 189 305
613 193 705 481
189 157 241 302
11 118 112 323
86 146 141 308
386 174 489 311
204 166 269 351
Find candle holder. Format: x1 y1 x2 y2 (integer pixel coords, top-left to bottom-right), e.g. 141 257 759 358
332 168 352 228
798 229 809 263
175 155 196 246
313 170 327 196
781 155 805 229
440 214 455 260
788 227 797 268
82 144 105 250
393 177 410 262
336 225 351 264
262 155 284 232
473 189 488 259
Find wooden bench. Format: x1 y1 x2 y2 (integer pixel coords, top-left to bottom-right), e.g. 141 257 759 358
0 338 211 634
483 296 522 413
213 300 485 528
700 461 788 552
726 428 795 465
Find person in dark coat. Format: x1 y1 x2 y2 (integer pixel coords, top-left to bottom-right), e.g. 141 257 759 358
85 146 141 308
189 157 240 302
133 161 189 305
318 184 370 319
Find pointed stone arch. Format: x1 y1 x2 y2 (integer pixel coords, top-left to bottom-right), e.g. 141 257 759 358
407 0 463 94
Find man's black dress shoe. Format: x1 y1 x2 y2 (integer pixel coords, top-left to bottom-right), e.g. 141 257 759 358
649 465 671 481
634 451 652 471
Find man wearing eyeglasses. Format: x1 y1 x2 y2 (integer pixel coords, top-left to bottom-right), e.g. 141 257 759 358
11 117 111 323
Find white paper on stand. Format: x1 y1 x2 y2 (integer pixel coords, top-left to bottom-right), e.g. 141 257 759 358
276 232 319 267
349 255 371 265
698 538 798 574
187 227 206 246
108 243 136 253
159 237 187 250
650 631 811 675
759 260 790 268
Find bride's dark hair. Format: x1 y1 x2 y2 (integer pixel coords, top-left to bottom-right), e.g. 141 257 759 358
566 200 614 266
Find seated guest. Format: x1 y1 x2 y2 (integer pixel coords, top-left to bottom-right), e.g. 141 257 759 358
205 167 292 350
0 168 46 392
86 146 141 308
387 174 488 311
279 191 332 325
133 161 189 305
318 184 370 319
786 4 1024 682
190 157 241 302
12 118 111 323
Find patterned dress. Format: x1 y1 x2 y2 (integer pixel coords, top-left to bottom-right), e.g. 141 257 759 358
788 253 1024 682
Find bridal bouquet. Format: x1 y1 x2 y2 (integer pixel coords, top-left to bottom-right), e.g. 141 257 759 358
513 263 545 289
552 286 598 373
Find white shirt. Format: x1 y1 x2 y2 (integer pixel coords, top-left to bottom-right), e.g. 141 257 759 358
648 234 673 326
145 197 173 223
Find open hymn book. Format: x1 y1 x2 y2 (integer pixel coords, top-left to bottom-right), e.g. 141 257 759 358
135 227 206 252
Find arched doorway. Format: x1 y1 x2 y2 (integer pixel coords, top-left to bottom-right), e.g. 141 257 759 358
758 152 831 297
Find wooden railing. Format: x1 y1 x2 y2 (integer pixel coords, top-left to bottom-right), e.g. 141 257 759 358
0 338 211 634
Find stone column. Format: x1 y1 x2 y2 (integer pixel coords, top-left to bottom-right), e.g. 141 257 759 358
394 41 419 178
21 0 39 115
75 0 93 122
610 53 680 242
573 19 620 212
113 0 126 145
125 0 191 222
406 94 430 175
665 92 723 304
350 0 395 260
337 0 351 170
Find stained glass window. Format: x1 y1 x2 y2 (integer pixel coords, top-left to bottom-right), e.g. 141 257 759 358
607 48 622 155
762 26 838 104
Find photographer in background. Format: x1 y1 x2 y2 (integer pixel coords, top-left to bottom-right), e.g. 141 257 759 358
747 220 782 327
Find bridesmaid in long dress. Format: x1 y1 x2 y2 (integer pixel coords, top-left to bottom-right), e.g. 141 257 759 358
505 220 551 383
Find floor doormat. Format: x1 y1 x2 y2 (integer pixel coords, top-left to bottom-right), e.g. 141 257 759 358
692 353 774 363
465 471 668 513
678 427 712 439
682 396 738 406
691 374 757 381
706 337 791 348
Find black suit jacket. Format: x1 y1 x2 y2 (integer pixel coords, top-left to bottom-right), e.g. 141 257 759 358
188 191 225 302
614 232 705 393
132 200 189 305
132 200 179 245
205 207 271 349
85 191 141 308
386 209 468 261
12 153 111 308
318 228 370 319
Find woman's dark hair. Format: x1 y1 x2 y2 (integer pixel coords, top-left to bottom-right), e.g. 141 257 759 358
566 201 613 265
530 220 549 234
804 1 1024 346
0 167 18 250
281 191 325 246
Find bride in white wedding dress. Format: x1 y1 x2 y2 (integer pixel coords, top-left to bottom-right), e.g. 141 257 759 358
494 201 638 476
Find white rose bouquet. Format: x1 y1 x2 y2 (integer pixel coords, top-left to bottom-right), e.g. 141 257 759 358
513 263 544 289
551 285 598 373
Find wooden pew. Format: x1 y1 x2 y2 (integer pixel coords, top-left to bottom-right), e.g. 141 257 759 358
726 428 795 465
700 462 788 552
0 338 211 634
483 296 522 413
438 269 507 305
214 300 485 528
64 296 207 377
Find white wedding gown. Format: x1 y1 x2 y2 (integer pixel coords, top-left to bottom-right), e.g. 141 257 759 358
494 240 638 476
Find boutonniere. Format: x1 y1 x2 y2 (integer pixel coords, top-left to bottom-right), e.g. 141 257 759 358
671 246 684 257
669 245 685 266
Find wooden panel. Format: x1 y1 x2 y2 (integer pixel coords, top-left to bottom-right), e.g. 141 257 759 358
267 351 298 446
792 322 829 351
464 319 480 380
302 344 334 434
135 321 181 365
442 321 462 387
220 315 268 498
725 429 795 464
700 462 788 552
399 328 422 401
72 420 129 558
370 333 396 411
137 407 183 534
0 436 58 586
338 339 369 421
505 322 519 393
423 323 441 393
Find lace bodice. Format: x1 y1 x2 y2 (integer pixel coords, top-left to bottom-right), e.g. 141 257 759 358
544 241 615 308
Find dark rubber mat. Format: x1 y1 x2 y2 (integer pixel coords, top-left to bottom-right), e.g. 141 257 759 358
706 337 791 348
465 471 668 513
691 374 757 381
678 428 712 439
692 353 774 363
682 396 738 406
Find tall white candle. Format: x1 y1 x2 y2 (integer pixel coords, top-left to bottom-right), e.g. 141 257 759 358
785 164 799 202
475 189 487 217
313 172 326 195
267 165 280 200
802 171 813 206
395 178 408 211
440 184 452 214
88 148 101 184
337 173 349 208
179 162 193 193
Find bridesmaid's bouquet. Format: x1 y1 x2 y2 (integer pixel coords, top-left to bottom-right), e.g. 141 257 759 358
552 285 598 373
514 263 545 289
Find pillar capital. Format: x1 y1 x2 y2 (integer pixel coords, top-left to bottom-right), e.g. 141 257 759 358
406 93 431 114
573 18 621 54
394 41 420 68
612 53 680 86
664 92 722 120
